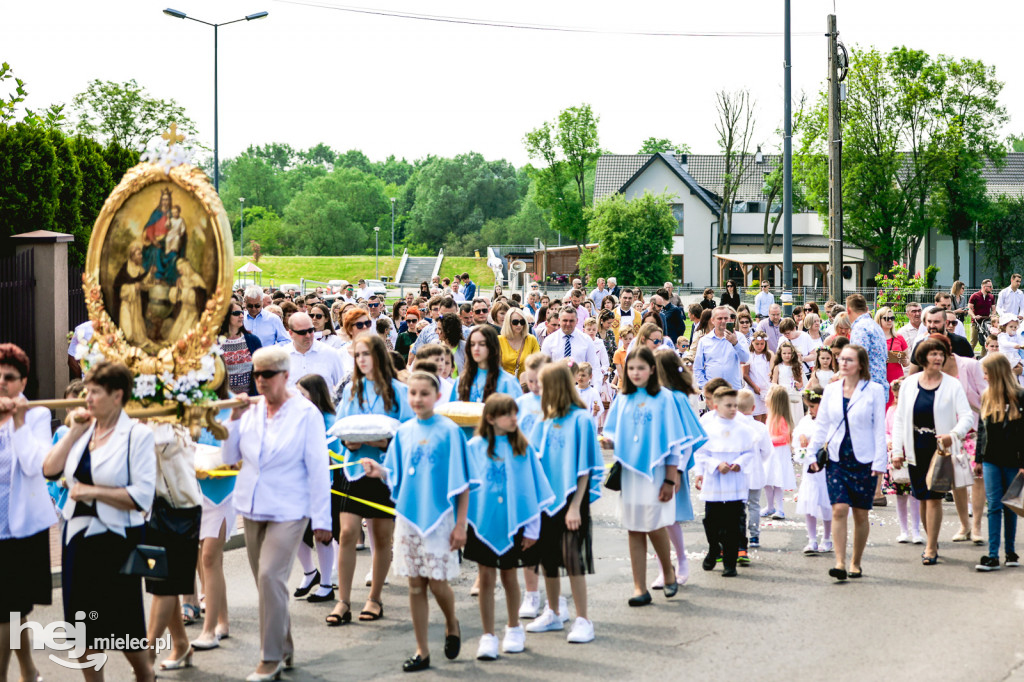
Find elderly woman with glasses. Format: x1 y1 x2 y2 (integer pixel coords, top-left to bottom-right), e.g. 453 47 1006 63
224 347 332 681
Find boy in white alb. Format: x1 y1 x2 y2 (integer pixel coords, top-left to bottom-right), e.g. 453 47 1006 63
573 362 604 426
695 387 755 577
736 389 772 550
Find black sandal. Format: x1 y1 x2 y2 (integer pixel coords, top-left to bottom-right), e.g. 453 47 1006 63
359 598 384 621
325 601 351 626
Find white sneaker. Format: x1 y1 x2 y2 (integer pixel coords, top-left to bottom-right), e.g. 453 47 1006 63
476 633 500 661
558 596 570 623
912 534 925 545
818 540 834 553
501 625 525 653
566 617 595 644
802 541 818 555
518 591 542 619
896 533 910 544
524 608 563 633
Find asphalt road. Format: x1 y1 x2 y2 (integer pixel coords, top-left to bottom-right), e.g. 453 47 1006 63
22 477 1024 682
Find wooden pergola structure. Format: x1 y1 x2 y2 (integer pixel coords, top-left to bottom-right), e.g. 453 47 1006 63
714 251 864 288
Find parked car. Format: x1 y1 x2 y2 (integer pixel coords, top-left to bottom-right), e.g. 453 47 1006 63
364 279 388 298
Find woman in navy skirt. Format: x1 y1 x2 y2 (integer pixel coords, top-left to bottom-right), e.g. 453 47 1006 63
807 345 887 581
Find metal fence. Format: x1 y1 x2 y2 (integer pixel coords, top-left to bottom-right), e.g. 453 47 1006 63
0 250 36 393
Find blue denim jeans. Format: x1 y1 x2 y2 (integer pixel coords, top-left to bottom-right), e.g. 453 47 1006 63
983 462 1020 558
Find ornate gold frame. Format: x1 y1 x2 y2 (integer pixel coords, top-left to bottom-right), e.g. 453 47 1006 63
83 162 234 378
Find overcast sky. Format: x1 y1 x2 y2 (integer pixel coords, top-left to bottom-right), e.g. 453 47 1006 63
4 0 1020 168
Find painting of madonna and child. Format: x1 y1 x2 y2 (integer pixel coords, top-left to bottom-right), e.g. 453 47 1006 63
98 182 222 354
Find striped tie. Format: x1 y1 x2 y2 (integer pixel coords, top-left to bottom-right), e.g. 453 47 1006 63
564 333 572 359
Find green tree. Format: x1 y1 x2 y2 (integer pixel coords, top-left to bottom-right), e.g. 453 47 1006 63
714 89 757 254
298 143 335 169
70 135 114 240
932 54 1008 280
47 130 84 264
979 195 1024 283
220 154 288 216
335 149 375 175
0 123 59 253
1010 134 1024 153
282 166 389 255
579 191 675 285
247 142 297 171
524 104 601 249
637 137 690 154
71 78 199 150
406 153 520 253
103 141 140 186
377 155 414 186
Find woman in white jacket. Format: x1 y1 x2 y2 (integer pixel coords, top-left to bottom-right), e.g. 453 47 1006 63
806 345 887 581
0 344 58 682
891 334 974 565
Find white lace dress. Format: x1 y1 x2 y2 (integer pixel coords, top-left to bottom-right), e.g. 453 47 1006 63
393 513 460 581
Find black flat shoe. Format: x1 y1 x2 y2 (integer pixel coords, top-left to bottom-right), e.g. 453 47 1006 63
701 554 718 571
722 567 738 577
663 582 679 598
828 568 848 581
402 654 430 672
628 591 653 607
307 588 335 603
443 622 461 660
848 569 863 579
293 569 320 598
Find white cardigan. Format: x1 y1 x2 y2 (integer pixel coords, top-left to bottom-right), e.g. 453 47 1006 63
3 406 58 538
891 372 974 466
61 410 157 538
806 378 887 472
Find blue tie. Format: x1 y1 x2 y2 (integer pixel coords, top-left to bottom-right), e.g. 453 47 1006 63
564 332 572 359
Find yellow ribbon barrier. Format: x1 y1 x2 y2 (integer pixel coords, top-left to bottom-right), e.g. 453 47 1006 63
330 489 395 516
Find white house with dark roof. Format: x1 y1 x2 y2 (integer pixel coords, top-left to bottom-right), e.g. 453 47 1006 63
594 152 864 288
595 151 1024 289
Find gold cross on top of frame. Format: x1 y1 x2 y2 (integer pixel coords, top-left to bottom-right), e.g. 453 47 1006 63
162 122 185 147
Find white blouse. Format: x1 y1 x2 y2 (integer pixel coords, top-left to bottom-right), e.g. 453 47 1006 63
1 405 56 539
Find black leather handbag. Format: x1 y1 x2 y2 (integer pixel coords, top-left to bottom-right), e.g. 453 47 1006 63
116 425 169 580
604 461 622 491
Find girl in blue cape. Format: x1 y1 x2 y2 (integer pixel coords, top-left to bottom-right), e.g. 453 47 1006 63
513 351 550 619
361 371 478 673
464 394 555 661
293 374 341 604
524 362 605 645
602 346 689 606
451 325 523 404
328 334 414 627
651 349 709 590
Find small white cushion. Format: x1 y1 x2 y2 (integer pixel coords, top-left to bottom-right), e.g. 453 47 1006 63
328 414 402 442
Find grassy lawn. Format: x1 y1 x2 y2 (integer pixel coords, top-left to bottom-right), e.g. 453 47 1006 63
234 255 497 290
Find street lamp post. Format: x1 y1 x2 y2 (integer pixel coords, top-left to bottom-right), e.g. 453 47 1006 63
374 226 381 279
390 197 396 258
239 197 245 257
163 8 268 193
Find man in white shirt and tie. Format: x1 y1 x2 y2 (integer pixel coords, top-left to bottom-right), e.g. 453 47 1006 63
997 273 1024 320
284 312 345 388
541 308 599 368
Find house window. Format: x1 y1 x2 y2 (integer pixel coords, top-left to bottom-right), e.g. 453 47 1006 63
671 204 684 236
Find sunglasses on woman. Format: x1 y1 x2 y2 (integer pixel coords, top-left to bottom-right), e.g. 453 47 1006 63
310 313 324 319
510 318 526 327
882 316 895 322
230 310 244 317
252 369 285 380
353 320 372 330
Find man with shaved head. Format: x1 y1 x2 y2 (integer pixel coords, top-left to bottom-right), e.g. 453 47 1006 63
285 311 344 388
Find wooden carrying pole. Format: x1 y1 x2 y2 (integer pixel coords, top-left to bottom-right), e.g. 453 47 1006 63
9 397 248 417
827 13 844 303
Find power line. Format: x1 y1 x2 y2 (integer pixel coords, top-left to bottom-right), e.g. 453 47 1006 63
274 0 820 38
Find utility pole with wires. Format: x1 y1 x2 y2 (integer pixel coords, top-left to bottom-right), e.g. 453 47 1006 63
826 13 847 304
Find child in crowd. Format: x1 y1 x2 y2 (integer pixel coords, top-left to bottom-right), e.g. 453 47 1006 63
573 361 605 425
792 385 833 554
651 349 708 587
603 347 692 606
411 344 454 404
699 378 731 421
762 384 796 520
736 389 772 550
743 331 772 422
695 387 755 577
884 379 923 544
810 346 838 387
996 313 1024 384
514 352 550 620
464 395 555 660
770 340 805 422
526 363 604 643
360 371 477 673
454 326 523 402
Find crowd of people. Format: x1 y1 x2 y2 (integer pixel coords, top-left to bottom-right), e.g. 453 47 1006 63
2 273 1024 680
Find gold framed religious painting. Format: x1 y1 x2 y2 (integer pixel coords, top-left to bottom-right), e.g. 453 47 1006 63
83 162 233 377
